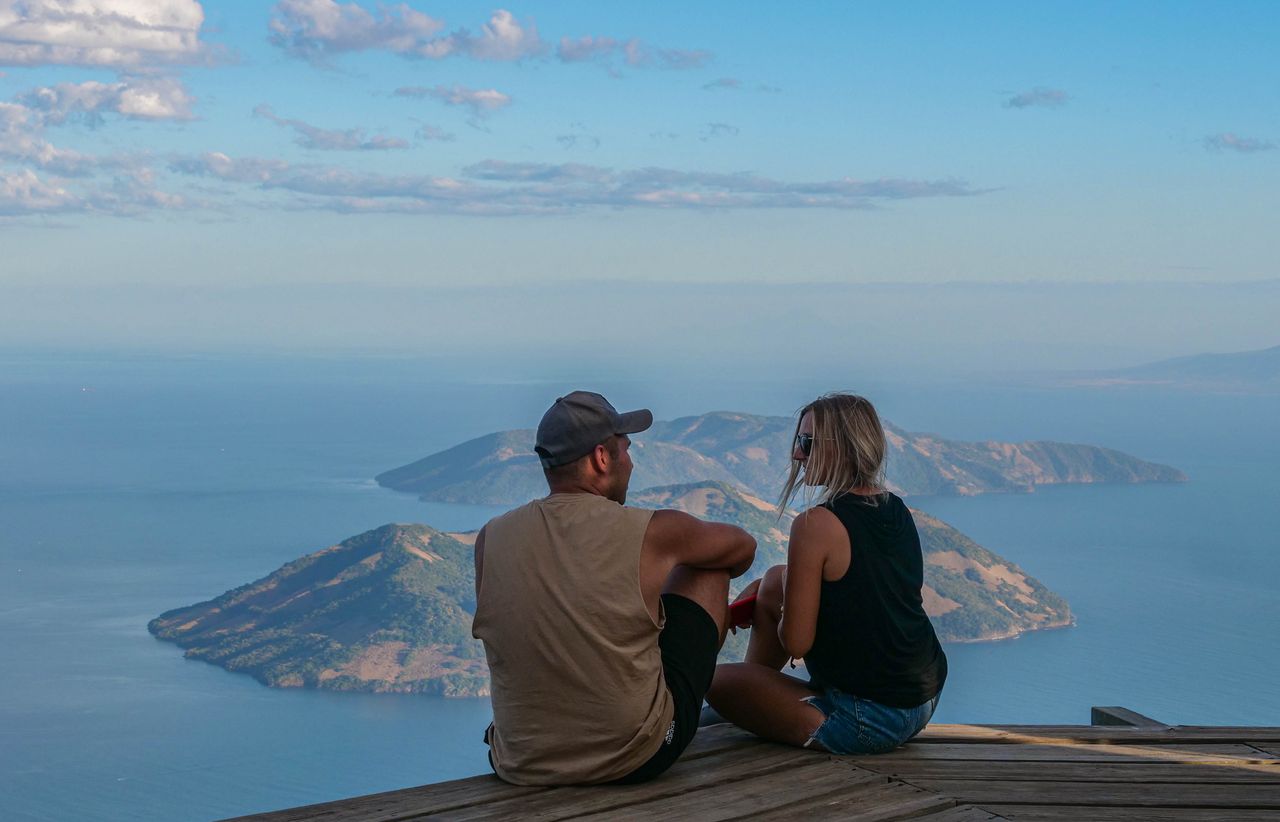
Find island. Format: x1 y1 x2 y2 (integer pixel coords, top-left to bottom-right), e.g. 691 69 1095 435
375 411 1186 505
150 481 1070 697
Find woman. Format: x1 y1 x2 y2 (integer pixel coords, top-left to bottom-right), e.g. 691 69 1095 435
706 393 947 754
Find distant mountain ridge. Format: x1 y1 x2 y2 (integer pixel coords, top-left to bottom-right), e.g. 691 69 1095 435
1063 344 1280 392
150 481 1071 696
376 411 1185 505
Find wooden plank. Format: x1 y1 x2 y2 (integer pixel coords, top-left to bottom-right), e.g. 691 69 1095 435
434 745 829 821
1164 728 1280 743
1091 706 1167 728
231 726 765 821
848 742 1274 764
986 806 1280 821
915 725 1280 745
901 778 1280 809
857 759 1280 784
923 806 1007 821
682 723 765 759
752 780 956 820
567 760 886 821
224 775 544 822
914 725 1169 743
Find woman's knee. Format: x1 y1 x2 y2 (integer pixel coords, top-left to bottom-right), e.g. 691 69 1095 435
759 564 786 609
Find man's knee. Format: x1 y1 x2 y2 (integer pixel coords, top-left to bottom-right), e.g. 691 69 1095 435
663 565 730 635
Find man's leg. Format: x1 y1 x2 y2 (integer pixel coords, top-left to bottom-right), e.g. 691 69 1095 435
611 565 727 784
662 564 730 644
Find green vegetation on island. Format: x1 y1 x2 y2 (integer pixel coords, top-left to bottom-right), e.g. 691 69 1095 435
376 411 1185 505
151 482 1071 695
149 524 488 697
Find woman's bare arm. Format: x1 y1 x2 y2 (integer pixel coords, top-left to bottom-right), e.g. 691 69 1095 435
777 506 847 658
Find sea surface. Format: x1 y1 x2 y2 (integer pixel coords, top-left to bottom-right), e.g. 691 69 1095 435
2 353 1278 821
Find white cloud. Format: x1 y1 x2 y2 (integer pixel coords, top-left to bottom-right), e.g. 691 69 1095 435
394 84 511 116
269 0 442 62
253 103 408 151
0 167 77 214
170 151 288 183
702 77 740 91
556 35 621 63
700 122 738 141
270 3 541 63
1203 132 1274 154
0 100 109 175
556 34 711 70
417 124 455 142
169 151 987 215
22 76 194 124
1004 87 1068 109
651 47 710 70
0 96 191 216
0 0 208 68
417 9 543 61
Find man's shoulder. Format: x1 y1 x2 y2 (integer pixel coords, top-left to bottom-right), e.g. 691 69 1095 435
483 499 543 531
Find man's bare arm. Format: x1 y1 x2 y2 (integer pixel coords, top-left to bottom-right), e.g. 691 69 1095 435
645 509 756 578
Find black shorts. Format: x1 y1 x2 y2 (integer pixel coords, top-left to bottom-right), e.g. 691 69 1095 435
610 593 720 784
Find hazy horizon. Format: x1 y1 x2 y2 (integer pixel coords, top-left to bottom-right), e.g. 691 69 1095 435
4 279 1276 376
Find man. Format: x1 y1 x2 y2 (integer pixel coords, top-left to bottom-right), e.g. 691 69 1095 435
472 391 756 785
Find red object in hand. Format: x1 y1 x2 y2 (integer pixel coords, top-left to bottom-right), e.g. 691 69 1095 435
729 593 758 627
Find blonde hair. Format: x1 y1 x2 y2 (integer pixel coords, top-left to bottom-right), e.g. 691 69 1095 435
778 393 887 515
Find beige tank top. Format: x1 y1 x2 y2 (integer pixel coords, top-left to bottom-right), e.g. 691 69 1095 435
472 493 672 785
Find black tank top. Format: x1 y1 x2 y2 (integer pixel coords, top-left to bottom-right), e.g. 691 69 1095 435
803 492 947 708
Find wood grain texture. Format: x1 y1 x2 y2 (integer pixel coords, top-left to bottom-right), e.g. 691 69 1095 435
434 746 828 821
567 761 884 821
749 780 960 820
915 724 1280 744
986 806 1280 821
846 742 1275 763
231 723 1280 821
857 759 1280 784
902 778 1280 809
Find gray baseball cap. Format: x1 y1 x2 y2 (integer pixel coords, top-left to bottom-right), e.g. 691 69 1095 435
535 391 652 468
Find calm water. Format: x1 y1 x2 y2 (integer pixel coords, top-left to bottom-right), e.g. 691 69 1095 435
2 354 1277 820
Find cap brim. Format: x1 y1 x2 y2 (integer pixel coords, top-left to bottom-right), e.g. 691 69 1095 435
615 408 653 434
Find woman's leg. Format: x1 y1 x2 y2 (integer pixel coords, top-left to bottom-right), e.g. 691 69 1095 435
706 662 826 748
711 564 826 748
744 564 789 669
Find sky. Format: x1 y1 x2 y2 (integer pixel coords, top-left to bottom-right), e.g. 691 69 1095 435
0 1 1277 366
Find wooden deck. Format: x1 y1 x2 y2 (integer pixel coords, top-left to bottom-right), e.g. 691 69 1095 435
231 709 1280 821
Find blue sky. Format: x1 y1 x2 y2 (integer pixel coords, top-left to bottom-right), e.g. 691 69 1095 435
0 2 1277 362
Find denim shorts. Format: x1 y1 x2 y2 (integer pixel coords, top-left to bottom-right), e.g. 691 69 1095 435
801 686 940 755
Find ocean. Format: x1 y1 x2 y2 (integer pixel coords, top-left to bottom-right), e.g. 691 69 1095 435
2 353 1277 821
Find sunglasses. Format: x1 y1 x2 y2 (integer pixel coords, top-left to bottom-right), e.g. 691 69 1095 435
794 433 814 457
